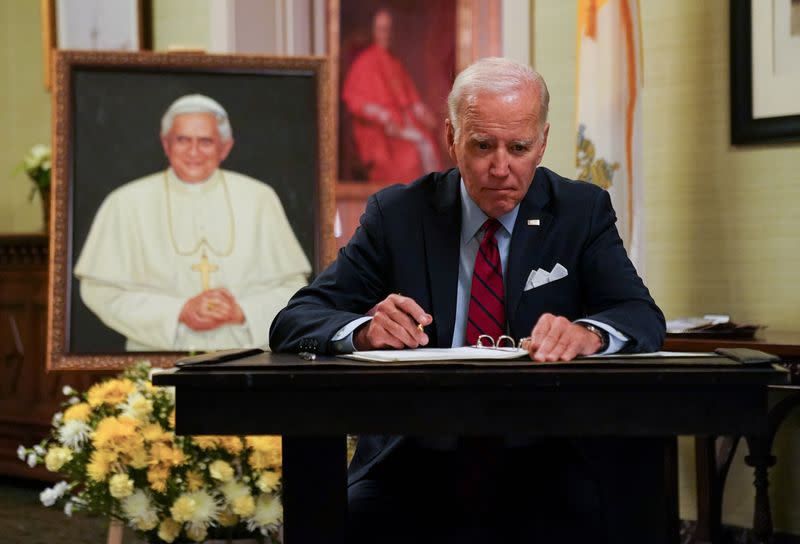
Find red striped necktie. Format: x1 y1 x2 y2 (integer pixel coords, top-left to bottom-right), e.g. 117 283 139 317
466 219 506 345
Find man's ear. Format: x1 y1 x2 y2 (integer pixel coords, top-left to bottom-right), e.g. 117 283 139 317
535 122 550 165
219 138 234 162
444 119 457 162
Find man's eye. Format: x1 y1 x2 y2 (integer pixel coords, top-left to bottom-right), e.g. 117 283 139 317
512 144 529 153
477 142 490 150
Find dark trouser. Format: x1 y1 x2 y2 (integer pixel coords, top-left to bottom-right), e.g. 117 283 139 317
347 437 669 544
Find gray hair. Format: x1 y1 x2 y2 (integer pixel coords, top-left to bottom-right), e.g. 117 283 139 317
447 57 550 137
160 94 233 142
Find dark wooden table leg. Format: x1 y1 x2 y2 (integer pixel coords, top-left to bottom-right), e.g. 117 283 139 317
282 435 347 544
694 435 741 544
744 434 776 544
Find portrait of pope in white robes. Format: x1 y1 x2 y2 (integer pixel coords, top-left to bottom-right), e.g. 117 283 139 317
73 94 311 352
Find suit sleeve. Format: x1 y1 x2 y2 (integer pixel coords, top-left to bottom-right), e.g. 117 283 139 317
579 190 665 352
269 194 392 354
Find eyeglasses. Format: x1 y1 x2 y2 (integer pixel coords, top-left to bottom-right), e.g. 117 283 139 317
474 334 531 351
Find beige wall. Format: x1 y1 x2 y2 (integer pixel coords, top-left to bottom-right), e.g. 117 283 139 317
535 0 800 533
152 0 212 51
0 0 51 233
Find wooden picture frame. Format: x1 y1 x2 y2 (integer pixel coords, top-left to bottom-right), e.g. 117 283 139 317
41 0 153 90
328 0 501 244
48 51 335 370
730 0 800 145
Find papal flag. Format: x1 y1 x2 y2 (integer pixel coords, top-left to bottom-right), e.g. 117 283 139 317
575 0 644 273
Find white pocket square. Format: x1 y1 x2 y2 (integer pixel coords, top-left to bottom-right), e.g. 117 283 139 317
524 263 569 291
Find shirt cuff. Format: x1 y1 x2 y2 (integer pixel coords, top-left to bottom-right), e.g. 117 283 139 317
330 316 373 353
575 318 628 355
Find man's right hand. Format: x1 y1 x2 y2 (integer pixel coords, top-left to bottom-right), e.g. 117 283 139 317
179 288 241 331
353 294 432 350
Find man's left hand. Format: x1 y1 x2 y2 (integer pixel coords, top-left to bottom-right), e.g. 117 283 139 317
525 313 602 362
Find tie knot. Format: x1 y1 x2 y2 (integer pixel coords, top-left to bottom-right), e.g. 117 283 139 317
481 219 502 241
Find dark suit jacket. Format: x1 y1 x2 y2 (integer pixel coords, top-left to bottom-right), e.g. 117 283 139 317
270 167 665 484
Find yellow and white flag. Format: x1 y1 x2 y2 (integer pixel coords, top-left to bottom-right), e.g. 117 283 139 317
575 0 644 273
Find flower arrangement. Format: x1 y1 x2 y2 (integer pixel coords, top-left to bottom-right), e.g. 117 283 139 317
18 362 283 543
17 143 52 201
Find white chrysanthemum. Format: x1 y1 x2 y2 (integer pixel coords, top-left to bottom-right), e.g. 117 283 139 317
33 445 46 456
121 490 159 530
185 490 221 526
64 501 73 517
67 396 80 405
26 453 37 468
62 385 75 396
246 493 282 534
119 392 153 419
219 480 250 502
16 445 26 460
57 419 91 448
51 412 63 425
161 385 176 403
40 481 69 507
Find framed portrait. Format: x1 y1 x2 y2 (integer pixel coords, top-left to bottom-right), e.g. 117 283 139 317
730 0 800 144
41 0 152 89
329 0 501 244
48 51 335 370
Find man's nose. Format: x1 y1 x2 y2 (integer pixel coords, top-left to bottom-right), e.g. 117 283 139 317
187 140 200 155
489 149 510 177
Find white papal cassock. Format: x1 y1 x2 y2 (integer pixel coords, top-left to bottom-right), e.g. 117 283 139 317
74 168 311 351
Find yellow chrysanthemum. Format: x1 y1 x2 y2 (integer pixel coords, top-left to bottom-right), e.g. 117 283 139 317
170 495 197 522
92 416 144 457
191 436 219 450
87 449 117 482
87 379 136 407
186 524 207 542
256 471 281 493
168 409 176 430
150 442 185 467
148 465 170 493
142 423 171 443
231 494 255 517
249 449 281 471
217 508 239 527
44 447 73 472
128 446 149 469
186 470 204 492
208 460 234 482
219 436 243 455
245 435 281 453
157 518 182 543
109 473 135 498
63 403 91 422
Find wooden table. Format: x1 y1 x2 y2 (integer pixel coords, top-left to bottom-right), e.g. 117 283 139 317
664 331 800 544
153 354 789 544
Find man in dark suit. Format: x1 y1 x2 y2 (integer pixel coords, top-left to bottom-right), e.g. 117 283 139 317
270 57 666 543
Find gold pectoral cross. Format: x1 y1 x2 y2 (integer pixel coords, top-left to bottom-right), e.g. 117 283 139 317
191 251 218 291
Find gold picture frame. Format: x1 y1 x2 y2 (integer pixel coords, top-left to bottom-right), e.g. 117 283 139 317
48 51 335 370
